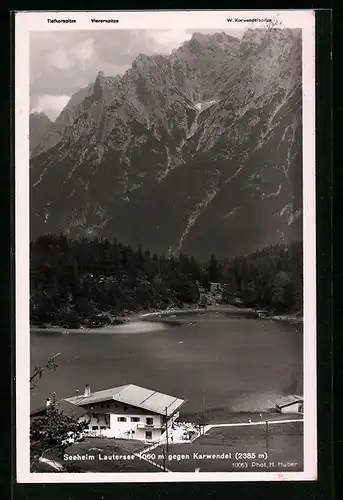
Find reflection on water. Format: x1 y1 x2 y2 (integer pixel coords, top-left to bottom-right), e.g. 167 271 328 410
30 312 303 415
116 321 167 333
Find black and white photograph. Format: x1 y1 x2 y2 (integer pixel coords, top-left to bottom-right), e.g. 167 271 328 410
15 10 316 482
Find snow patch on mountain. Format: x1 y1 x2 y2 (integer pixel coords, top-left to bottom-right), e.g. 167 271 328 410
186 100 219 143
32 166 49 188
288 208 302 225
223 207 240 219
157 147 172 182
278 204 291 217
194 100 218 112
261 184 282 199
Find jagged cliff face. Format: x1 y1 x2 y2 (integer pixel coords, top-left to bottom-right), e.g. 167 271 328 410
30 29 302 259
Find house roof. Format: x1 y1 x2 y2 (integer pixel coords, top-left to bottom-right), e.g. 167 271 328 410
273 395 303 408
30 399 89 419
65 384 186 417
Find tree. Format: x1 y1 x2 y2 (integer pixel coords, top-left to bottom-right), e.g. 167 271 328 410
168 273 200 305
30 352 60 390
30 354 89 472
189 256 201 282
199 271 211 291
208 254 221 282
30 406 89 472
223 242 303 313
240 280 258 307
271 271 295 312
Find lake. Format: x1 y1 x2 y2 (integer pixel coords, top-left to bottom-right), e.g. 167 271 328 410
30 311 303 417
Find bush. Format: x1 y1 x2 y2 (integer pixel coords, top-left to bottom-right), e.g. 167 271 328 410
111 318 125 325
55 310 81 329
87 314 111 328
75 298 95 317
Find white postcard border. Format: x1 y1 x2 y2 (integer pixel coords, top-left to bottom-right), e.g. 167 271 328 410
15 9 316 483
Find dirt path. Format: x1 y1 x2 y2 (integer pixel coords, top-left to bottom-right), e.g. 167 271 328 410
202 417 303 436
39 457 64 471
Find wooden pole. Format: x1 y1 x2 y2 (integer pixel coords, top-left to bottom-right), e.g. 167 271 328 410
165 406 169 453
201 388 205 435
266 420 269 457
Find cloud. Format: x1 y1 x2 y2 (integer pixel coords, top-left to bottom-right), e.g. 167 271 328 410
146 30 192 52
32 94 71 120
186 28 246 39
49 49 74 70
30 31 140 104
70 39 95 64
48 39 96 72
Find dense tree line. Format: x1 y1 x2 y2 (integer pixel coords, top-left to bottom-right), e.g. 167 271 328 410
221 242 303 314
30 235 209 328
30 235 303 328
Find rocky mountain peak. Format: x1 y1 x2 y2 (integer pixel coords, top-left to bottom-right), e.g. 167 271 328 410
132 53 152 71
90 71 122 105
93 71 105 101
189 32 209 44
211 32 240 44
179 31 240 56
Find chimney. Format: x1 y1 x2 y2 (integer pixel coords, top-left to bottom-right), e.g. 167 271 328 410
84 384 91 397
76 389 79 398
46 397 51 407
52 392 56 405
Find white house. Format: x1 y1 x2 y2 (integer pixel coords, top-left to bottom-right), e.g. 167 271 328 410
273 395 304 414
39 384 186 442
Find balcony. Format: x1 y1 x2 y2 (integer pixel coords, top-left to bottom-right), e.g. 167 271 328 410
136 422 162 430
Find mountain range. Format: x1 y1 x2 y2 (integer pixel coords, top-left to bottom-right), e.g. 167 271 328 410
30 29 302 260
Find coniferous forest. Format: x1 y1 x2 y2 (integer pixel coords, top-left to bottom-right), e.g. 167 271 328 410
30 235 303 328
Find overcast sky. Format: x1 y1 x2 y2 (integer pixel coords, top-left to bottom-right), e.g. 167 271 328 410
30 29 245 120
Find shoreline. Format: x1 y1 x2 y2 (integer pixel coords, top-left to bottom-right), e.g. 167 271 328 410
30 305 204 333
269 315 303 324
30 304 302 333
254 310 303 324
139 304 303 324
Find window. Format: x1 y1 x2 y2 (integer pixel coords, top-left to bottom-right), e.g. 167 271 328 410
100 404 104 408
131 417 140 422
100 426 106 429
92 426 98 430
117 417 126 422
106 404 110 408
146 417 153 425
145 431 152 440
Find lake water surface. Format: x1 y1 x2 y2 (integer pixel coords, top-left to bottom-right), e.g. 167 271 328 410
30 311 303 416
